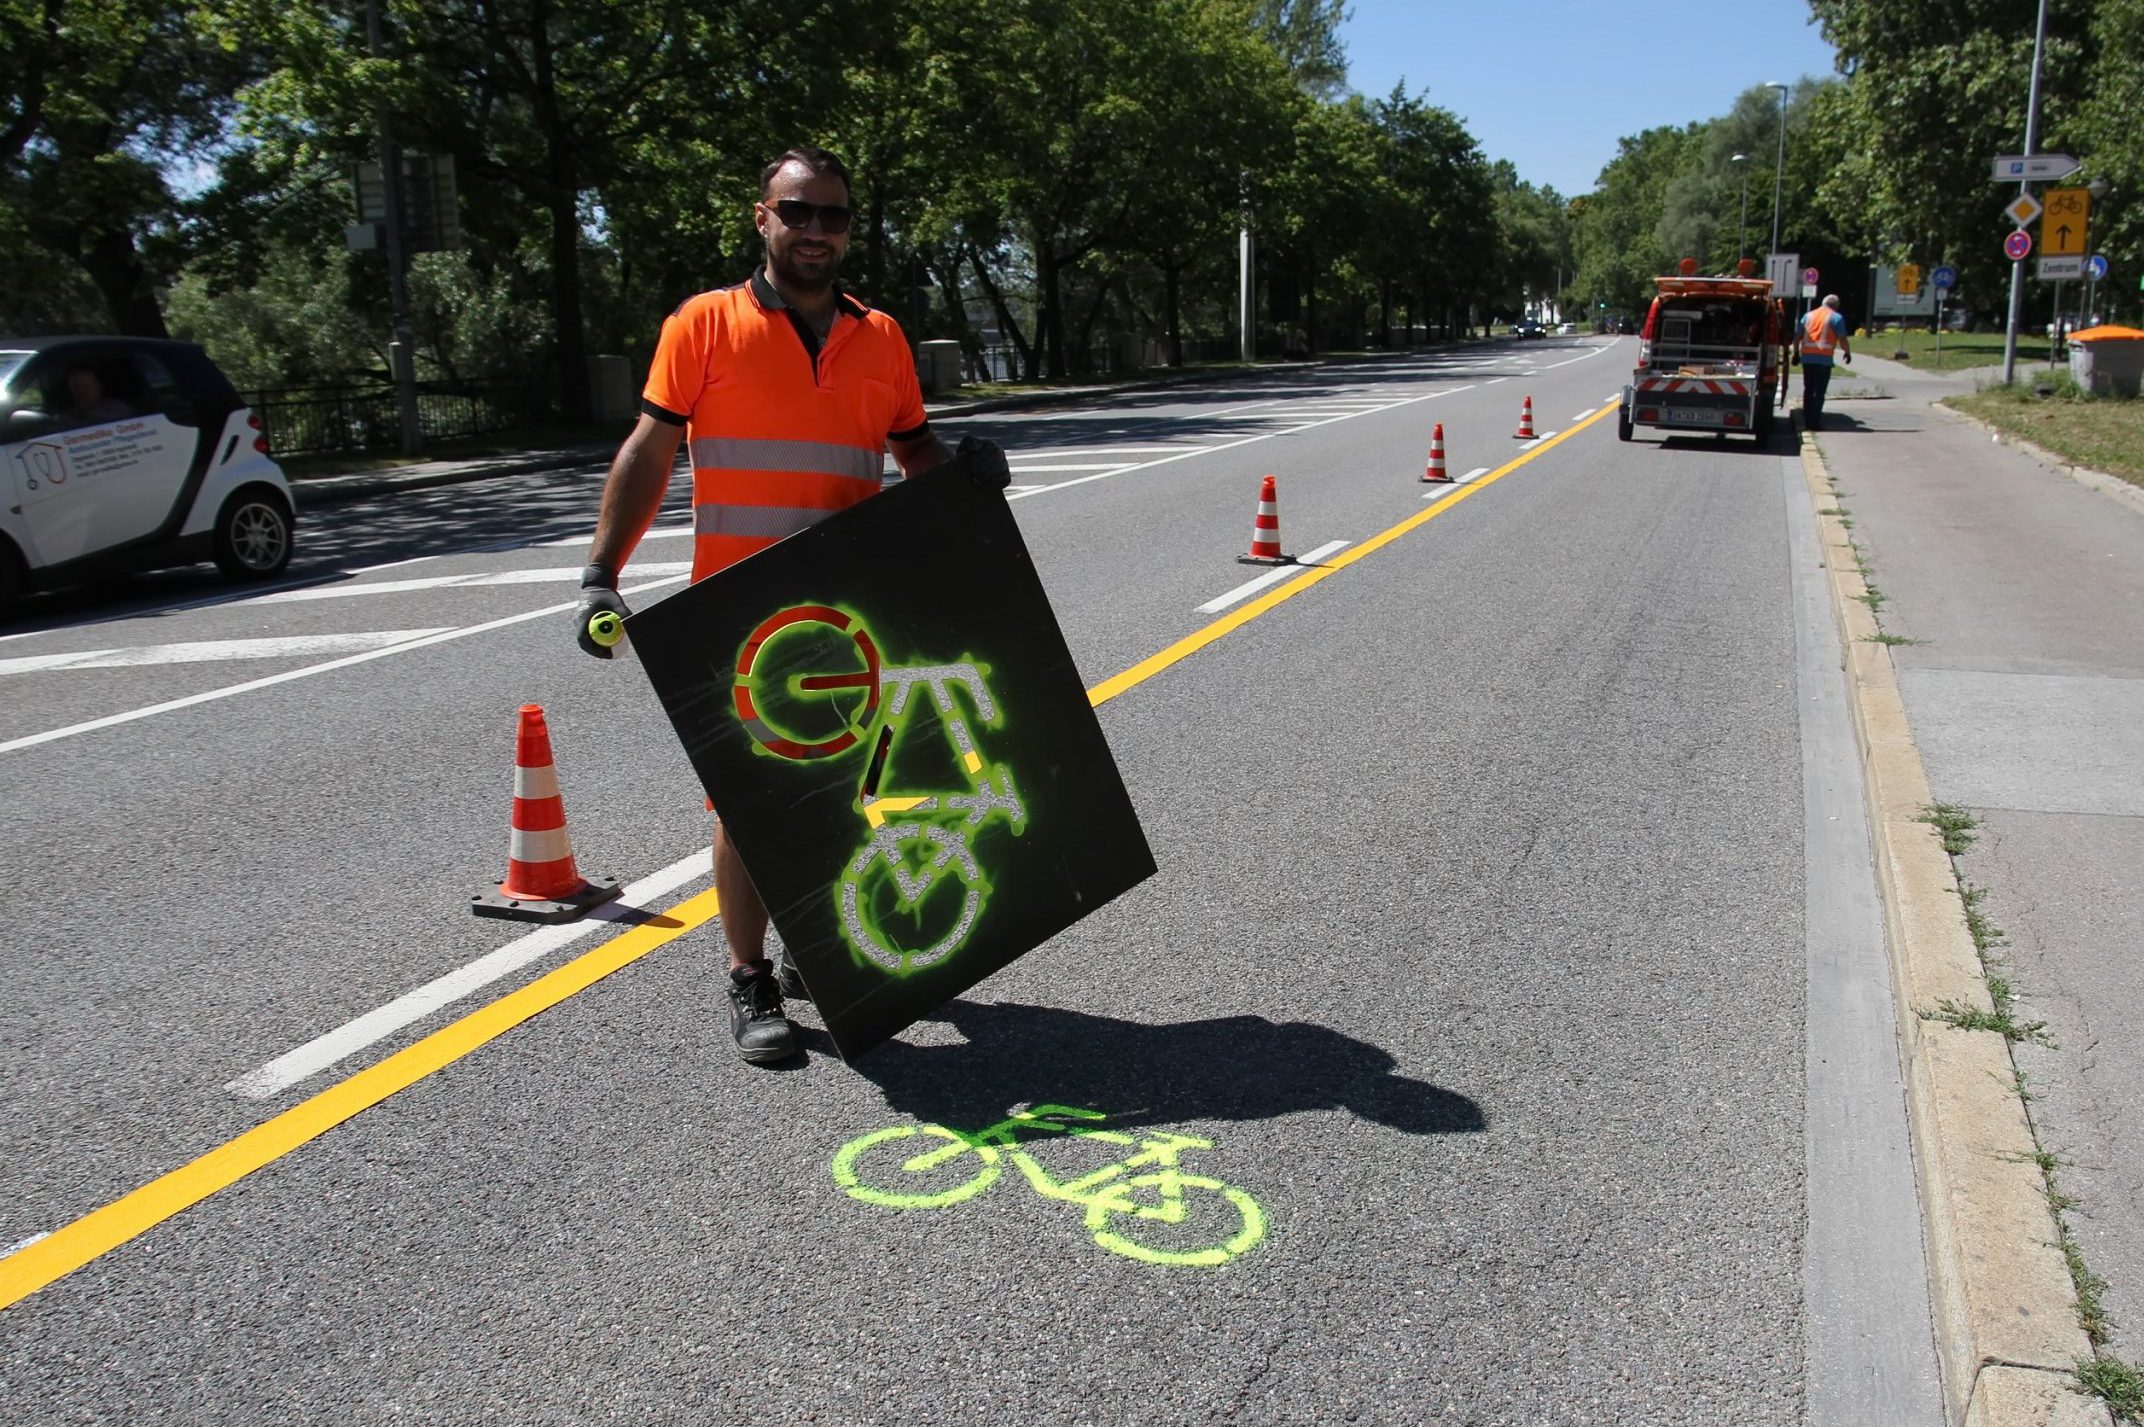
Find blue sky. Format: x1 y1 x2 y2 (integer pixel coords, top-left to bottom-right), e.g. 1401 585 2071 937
1337 1 1841 198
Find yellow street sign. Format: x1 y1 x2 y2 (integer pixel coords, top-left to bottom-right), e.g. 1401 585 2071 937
2044 187 2089 256
1896 263 1920 296
2006 193 2043 227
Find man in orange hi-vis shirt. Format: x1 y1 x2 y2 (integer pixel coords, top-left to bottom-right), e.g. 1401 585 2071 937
575 144 1007 1066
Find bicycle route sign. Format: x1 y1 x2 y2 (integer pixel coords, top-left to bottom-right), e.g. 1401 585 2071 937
626 451 1157 1059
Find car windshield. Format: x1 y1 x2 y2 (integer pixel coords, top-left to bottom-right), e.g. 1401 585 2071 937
0 351 26 390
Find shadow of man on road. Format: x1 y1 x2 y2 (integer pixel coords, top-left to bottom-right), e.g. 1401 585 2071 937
847 999 1486 1139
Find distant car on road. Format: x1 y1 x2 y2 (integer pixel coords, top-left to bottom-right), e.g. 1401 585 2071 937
1513 319 1547 340
0 335 294 613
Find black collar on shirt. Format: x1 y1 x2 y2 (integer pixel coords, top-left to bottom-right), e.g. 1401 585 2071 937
750 267 867 368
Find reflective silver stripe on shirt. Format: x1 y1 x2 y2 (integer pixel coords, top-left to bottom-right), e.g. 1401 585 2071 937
689 436 884 482
692 504 835 540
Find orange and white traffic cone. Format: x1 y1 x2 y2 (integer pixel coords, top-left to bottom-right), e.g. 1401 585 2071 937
471 704 621 923
1514 395 1536 440
1422 422 1452 483
1238 475 1290 565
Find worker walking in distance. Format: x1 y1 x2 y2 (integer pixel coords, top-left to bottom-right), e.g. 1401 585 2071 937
572 143 1005 1066
1799 293 1852 431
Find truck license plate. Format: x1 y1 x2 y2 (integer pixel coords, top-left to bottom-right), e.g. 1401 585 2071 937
1668 408 1726 426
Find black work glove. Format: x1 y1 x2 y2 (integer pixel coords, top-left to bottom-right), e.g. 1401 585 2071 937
575 563 632 659
956 435 1010 492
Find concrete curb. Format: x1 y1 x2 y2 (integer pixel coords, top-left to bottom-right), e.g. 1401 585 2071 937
1931 401 2144 521
1800 434 2110 1427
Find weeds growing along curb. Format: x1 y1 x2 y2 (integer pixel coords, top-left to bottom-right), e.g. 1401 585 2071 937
2075 1354 2144 1422
1862 632 1926 647
1814 438 2144 1420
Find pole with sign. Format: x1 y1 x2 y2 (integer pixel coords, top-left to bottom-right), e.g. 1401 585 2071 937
1933 264 1957 361
2001 0 2053 385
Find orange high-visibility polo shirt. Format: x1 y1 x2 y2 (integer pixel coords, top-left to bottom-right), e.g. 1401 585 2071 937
639 269 930 581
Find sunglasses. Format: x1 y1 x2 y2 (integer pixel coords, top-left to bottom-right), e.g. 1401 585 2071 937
763 199 854 234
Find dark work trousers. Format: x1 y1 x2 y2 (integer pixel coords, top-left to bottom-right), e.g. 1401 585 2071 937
1801 361 1834 429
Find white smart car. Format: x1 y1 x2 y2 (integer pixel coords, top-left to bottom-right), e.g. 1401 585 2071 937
1 335 295 613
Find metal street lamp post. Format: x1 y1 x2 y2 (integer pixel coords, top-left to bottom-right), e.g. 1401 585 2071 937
1765 83 1789 259
1731 153 1749 260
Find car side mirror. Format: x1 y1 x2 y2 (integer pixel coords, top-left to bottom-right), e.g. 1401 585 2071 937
7 407 55 437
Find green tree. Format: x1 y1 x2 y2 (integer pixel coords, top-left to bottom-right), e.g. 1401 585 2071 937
1810 0 2097 313
1 0 255 334
1570 124 1700 315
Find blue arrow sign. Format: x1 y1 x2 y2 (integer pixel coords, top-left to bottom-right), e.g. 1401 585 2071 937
2086 254 2109 282
1932 264 1958 290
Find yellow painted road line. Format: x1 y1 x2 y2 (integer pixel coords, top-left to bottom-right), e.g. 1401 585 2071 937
1 406 1611 1312
1089 405 1615 707
0 888 723 1312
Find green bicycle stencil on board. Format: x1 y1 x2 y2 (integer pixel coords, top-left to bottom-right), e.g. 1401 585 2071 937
831 1106 1267 1267
623 457 1155 1060
733 603 1029 976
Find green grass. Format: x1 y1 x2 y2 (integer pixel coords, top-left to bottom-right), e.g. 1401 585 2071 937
1925 988 2054 1047
1948 382 2144 485
1918 803 1980 856
1860 326 2056 372
1861 632 1926 646
2076 1354 2144 1422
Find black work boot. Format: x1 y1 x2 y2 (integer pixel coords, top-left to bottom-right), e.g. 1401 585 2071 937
727 961 799 1064
775 956 812 1003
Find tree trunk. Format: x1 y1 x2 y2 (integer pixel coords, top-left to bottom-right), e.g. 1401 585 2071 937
864 171 888 306
1379 278 1392 347
1304 253 1318 355
966 245 1034 381
1162 257 1183 367
1036 235 1066 380
79 227 169 338
530 0 590 421
927 244 984 380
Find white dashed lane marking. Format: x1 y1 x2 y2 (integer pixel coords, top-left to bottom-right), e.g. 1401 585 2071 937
1195 539 1351 613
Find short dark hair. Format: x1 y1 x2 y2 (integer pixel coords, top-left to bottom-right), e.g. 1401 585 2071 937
760 145 851 200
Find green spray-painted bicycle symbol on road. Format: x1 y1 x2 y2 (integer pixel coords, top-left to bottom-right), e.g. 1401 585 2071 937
831 1105 1266 1267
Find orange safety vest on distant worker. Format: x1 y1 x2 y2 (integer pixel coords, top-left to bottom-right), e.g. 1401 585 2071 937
1800 306 1841 362
637 269 930 581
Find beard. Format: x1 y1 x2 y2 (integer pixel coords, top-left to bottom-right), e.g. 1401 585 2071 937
770 241 840 293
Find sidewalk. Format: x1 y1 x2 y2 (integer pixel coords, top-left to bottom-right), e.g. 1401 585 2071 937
1810 354 2144 1418
287 346 1461 508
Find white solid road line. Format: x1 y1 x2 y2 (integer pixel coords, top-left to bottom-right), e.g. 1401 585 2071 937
535 523 692 549
0 630 457 677
1005 462 1138 473
0 573 687 756
1006 384 1478 502
1541 346 1611 370
1012 446 1191 458
226 846 715 1098
1425 467 1492 497
253 561 694 603
1195 540 1352 613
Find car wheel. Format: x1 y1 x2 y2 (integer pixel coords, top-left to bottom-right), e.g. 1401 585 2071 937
213 489 294 579
0 537 23 620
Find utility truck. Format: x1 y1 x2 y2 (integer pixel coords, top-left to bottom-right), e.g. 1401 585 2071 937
1617 265 1787 444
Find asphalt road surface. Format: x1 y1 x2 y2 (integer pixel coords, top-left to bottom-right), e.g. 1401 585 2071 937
1 338 1944 1425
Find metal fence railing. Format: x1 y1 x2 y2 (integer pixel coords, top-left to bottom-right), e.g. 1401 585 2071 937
241 381 545 457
